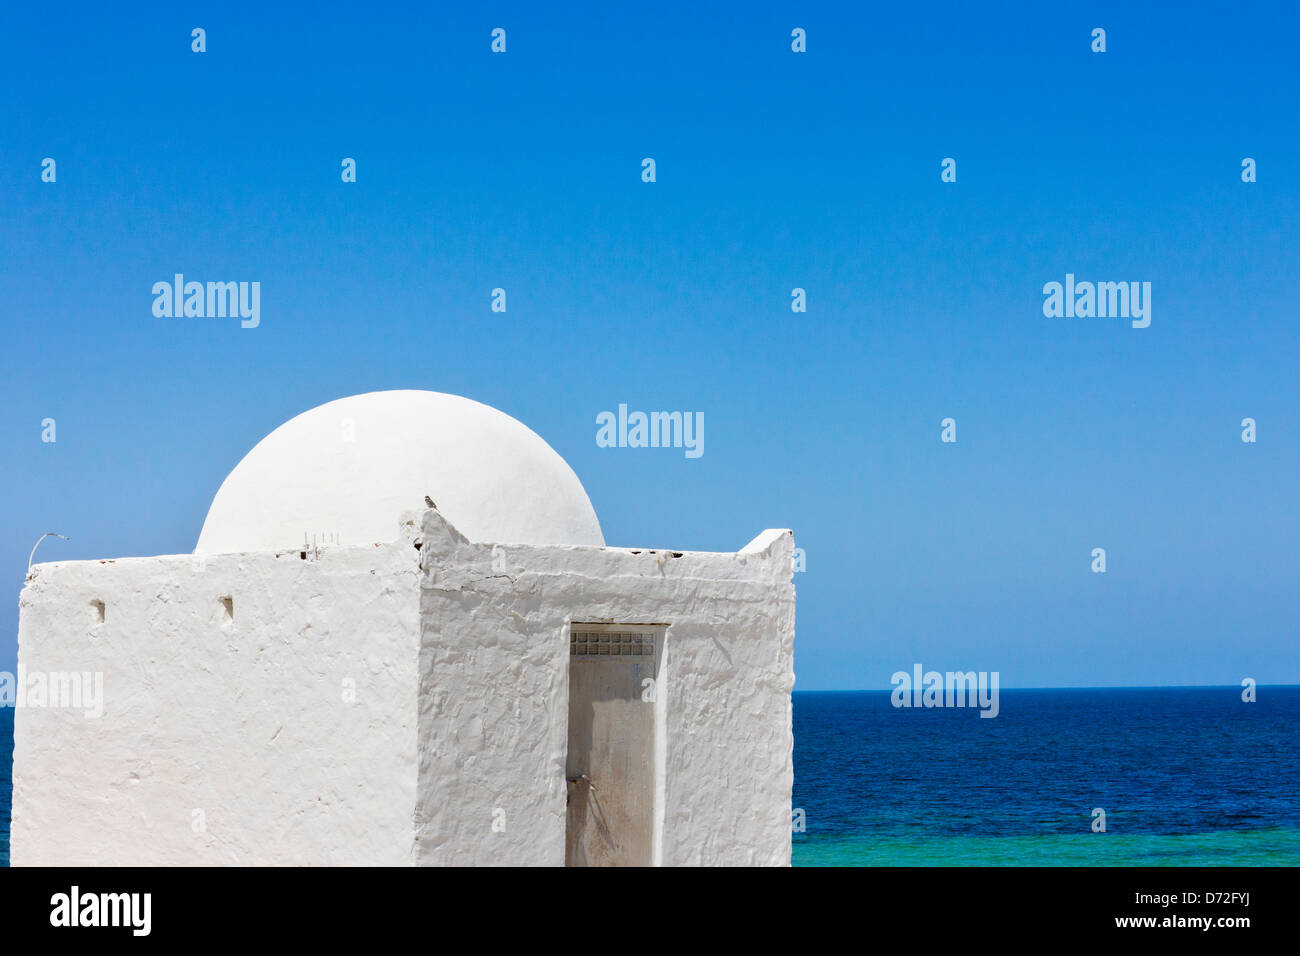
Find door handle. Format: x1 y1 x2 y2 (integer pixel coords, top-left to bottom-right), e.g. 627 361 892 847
566 773 597 791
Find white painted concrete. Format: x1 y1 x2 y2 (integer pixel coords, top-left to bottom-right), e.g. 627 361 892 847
13 392 794 866
13 533 423 865
196 390 605 553
14 511 794 865
412 513 796 865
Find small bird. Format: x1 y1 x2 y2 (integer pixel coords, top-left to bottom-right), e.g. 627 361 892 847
424 496 437 509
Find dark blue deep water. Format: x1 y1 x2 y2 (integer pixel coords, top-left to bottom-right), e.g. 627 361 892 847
1 708 11 867
793 686 1300 865
2 687 1296 866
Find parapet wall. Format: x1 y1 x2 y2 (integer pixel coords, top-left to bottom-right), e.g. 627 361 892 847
12 510 795 866
412 511 796 866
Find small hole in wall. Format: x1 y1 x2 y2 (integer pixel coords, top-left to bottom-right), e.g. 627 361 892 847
219 596 233 625
90 599 105 625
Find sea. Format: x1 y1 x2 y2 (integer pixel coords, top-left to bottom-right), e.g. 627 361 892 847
792 686 1300 866
1 708 9 867
2 686 1296 867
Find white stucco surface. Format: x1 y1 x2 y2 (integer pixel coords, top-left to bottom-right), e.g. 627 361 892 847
13 510 795 866
195 390 605 553
12 533 423 865
411 511 797 865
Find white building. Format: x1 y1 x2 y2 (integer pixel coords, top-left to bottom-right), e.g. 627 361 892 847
11 391 795 866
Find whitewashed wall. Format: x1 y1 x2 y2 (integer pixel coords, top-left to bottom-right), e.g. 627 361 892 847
413 511 796 866
11 538 422 866
13 510 794 866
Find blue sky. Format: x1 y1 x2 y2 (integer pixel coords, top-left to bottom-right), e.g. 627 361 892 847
1 2 1296 689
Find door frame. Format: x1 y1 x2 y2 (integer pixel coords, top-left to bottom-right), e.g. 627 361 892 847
564 621 669 866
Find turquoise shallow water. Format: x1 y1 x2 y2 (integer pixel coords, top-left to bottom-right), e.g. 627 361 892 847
792 687 1300 867
794 828 1300 866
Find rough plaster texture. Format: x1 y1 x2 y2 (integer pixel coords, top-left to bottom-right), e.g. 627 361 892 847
12 535 422 865
412 512 795 866
13 510 794 866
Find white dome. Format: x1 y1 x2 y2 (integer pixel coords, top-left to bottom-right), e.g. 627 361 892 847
195 390 604 553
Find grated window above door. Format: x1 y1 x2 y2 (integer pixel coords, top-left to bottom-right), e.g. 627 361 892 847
570 631 655 659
